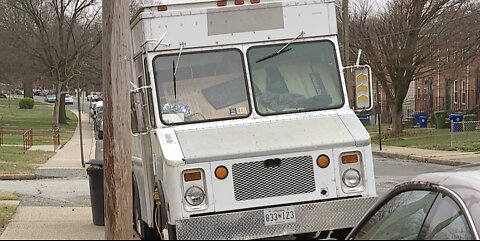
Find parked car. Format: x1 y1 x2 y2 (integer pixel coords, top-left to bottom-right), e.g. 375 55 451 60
0 93 6 98
34 89 42 96
90 101 103 120
65 94 74 105
44 94 56 103
87 92 101 102
94 109 104 140
347 165 480 240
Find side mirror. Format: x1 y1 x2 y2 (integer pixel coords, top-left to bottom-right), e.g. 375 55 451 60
130 90 150 133
351 65 373 112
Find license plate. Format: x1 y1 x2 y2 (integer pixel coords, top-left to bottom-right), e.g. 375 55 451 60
263 206 296 226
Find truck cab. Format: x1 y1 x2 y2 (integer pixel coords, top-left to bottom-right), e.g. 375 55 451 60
130 0 377 239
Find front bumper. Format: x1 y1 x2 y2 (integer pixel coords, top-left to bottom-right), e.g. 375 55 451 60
175 196 377 240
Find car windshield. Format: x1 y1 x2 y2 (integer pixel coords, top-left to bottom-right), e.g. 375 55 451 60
153 49 250 125
247 40 344 115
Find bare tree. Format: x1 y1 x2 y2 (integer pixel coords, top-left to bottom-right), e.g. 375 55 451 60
350 0 480 134
130 0 158 16
0 0 40 98
5 0 101 128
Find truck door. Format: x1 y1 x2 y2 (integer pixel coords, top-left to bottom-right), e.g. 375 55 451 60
131 56 156 226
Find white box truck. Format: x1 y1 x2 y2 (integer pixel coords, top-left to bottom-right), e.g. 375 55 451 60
129 0 377 239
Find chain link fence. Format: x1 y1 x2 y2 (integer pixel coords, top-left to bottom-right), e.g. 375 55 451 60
451 121 480 150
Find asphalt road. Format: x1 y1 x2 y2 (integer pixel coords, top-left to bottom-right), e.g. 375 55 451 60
374 157 451 195
32 94 90 114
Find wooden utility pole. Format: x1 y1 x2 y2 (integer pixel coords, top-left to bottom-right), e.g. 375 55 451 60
102 0 133 239
342 0 349 67
343 0 353 107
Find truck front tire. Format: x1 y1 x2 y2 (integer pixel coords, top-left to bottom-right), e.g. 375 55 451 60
133 180 159 240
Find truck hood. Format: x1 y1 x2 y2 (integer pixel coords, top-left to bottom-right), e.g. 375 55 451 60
175 114 370 164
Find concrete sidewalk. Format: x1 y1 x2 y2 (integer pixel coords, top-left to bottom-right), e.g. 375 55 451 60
372 144 480 166
35 112 96 178
0 207 104 240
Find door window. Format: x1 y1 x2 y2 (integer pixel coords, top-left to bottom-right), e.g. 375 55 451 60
355 191 438 240
419 194 474 240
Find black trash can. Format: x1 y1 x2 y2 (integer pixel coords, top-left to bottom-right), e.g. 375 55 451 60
87 159 104 226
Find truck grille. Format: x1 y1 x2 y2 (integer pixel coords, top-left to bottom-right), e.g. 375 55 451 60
232 156 316 201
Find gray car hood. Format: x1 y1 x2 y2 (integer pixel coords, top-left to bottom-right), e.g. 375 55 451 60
175 114 370 163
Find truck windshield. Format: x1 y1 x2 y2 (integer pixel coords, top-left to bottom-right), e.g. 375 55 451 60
153 49 250 125
247 41 344 115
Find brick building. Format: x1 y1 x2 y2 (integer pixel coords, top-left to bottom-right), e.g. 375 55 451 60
414 57 480 115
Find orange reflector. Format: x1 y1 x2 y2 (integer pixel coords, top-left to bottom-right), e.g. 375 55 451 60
251 0 261 3
342 155 359 164
157 5 167 11
217 0 227 6
184 172 202 182
235 0 244 5
215 166 229 180
316 155 330 168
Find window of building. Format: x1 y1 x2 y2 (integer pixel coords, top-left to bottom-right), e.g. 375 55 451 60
417 79 421 100
461 80 466 105
446 48 450 63
453 80 458 104
424 80 428 100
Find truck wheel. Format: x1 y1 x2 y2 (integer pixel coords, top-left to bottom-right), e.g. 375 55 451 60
155 205 177 240
133 181 159 240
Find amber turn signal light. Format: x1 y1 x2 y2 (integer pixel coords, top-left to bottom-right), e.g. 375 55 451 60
215 166 229 180
184 171 202 182
342 154 359 165
157 5 167 11
317 155 330 168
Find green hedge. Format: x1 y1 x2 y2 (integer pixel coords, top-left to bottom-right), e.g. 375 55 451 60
19 98 35 109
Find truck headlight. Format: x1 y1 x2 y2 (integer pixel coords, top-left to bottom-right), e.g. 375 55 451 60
342 169 361 188
185 186 205 206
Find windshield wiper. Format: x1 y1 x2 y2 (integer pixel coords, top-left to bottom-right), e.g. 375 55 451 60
172 42 185 99
172 60 177 99
256 31 305 63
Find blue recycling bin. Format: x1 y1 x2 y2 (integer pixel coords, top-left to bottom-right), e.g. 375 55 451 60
413 112 426 125
449 113 464 132
419 116 428 128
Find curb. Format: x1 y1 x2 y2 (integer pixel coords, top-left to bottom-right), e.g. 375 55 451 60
373 151 470 167
0 200 20 206
34 168 88 179
0 174 37 181
0 167 88 181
